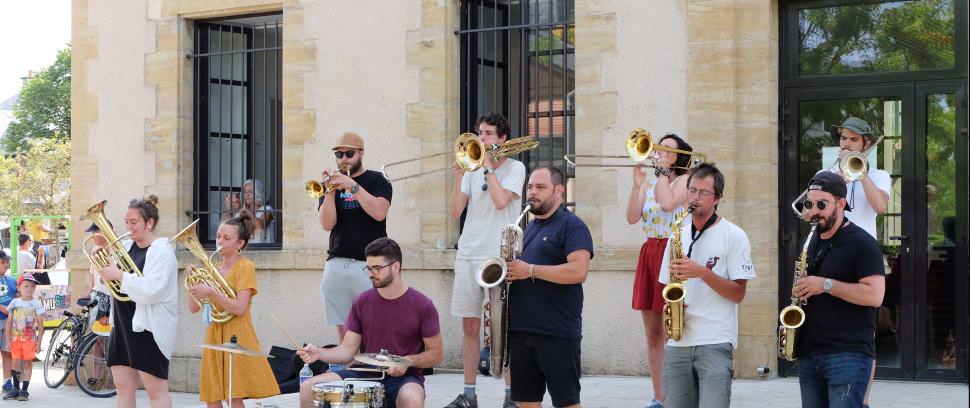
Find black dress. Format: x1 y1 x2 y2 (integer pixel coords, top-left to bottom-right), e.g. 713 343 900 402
105 243 169 379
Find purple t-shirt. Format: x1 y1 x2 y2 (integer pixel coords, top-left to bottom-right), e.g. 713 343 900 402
345 287 440 380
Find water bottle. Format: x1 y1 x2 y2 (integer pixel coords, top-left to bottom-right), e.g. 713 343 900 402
299 363 313 384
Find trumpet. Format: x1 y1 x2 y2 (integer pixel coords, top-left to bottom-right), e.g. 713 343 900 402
565 128 705 173
306 165 350 198
790 135 883 217
172 220 237 323
80 200 143 302
380 133 539 182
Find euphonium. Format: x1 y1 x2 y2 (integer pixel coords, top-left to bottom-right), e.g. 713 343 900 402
662 204 695 341
306 164 350 198
778 221 818 361
80 200 144 302
172 220 237 323
479 204 531 379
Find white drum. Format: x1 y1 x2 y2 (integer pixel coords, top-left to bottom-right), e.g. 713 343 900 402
311 380 385 408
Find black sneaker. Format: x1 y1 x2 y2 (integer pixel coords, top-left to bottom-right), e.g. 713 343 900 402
444 393 478 408
2 389 18 400
16 390 28 401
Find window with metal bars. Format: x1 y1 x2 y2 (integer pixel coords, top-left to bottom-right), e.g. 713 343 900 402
459 0 576 207
190 13 282 248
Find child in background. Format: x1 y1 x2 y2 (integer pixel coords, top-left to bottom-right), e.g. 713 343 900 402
3 274 46 401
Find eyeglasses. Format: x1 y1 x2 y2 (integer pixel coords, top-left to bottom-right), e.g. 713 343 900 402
801 200 828 211
362 261 397 275
687 188 716 198
334 150 357 159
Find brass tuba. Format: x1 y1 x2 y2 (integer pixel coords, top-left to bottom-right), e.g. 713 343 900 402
778 221 818 361
306 164 350 198
662 204 695 341
172 220 237 323
479 204 531 378
790 135 884 217
80 200 143 302
380 133 540 182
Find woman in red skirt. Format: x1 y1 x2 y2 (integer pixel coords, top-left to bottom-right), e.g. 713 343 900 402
625 134 693 408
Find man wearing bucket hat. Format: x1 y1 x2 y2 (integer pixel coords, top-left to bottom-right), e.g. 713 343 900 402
317 132 393 345
829 117 891 239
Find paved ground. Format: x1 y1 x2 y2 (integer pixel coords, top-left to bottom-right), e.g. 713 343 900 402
17 366 969 407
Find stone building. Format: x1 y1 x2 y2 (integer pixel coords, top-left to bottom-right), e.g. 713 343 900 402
71 0 968 391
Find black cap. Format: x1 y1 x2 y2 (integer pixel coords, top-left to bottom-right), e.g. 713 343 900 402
808 171 851 212
0 251 9 261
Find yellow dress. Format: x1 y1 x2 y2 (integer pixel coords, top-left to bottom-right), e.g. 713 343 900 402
199 257 280 402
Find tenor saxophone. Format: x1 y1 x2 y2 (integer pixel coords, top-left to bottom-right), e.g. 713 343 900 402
778 221 818 361
662 205 695 341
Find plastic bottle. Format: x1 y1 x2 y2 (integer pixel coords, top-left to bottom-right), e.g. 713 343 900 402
299 363 313 384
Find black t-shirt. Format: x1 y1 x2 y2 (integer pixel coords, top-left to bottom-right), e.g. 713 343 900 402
120 242 150 302
510 207 594 339
318 170 393 261
797 221 884 358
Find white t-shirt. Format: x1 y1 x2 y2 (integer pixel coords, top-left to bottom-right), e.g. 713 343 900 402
844 169 891 239
18 250 36 274
659 218 756 348
456 158 526 259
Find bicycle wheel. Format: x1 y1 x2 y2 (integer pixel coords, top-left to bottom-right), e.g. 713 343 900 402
74 333 117 398
43 317 79 388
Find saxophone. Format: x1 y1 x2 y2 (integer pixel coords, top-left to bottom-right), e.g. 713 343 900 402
662 204 695 341
778 221 818 361
478 204 531 378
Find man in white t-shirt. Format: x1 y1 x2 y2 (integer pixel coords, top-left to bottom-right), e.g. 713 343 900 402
831 117 890 239
445 113 526 408
15 236 34 276
659 163 756 408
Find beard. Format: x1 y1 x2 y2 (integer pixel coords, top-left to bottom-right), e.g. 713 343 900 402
528 198 555 215
371 273 393 289
345 158 363 175
813 212 839 234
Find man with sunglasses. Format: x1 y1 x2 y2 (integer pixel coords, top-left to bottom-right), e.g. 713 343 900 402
445 113 526 408
658 163 755 408
318 132 393 343
792 171 885 408
298 237 443 408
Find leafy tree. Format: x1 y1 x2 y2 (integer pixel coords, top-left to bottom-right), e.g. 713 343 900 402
2 47 71 153
0 138 71 217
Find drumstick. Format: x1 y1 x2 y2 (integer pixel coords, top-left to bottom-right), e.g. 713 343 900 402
269 313 303 350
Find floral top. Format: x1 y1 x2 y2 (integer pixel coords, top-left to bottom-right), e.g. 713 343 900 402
641 177 679 239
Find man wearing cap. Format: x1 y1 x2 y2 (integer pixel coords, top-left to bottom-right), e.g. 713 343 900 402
793 171 886 408
318 132 393 343
825 117 891 239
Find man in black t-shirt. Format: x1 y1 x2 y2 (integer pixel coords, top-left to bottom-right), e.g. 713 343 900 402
317 132 393 342
505 166 594 408
792 171 885 408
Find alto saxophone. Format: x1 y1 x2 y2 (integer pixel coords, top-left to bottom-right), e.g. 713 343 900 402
662 204 695 341
778 221 818 361
478 204 532 378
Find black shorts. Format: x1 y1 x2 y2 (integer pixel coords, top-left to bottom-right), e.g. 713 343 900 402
508 331 581 407
106 299 169 380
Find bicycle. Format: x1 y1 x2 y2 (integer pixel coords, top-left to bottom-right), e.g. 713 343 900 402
41 296 116 397
72 319 115 397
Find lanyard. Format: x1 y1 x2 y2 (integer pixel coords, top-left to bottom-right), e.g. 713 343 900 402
687 212 718 258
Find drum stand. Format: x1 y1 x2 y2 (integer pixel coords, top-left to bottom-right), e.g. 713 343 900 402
195 334 275 408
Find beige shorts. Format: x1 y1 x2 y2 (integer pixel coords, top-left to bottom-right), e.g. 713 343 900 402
451 257 490 318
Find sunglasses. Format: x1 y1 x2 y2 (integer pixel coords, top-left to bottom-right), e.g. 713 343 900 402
802 200 828 210
334 150 357 159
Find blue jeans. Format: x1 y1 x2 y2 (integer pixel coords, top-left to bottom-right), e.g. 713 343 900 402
798 352 872 408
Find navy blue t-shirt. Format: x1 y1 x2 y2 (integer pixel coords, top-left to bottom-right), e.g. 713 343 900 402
509 207 594 339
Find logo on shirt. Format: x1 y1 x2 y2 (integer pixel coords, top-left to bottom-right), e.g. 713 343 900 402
706 256 720 270
339 190 360 210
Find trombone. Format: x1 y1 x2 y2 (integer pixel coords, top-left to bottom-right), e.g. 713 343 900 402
379 133 540 182
306 165 349 198
564 128 705 172
789 135 884 217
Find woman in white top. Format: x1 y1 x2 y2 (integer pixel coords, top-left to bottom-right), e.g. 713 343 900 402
223 179 275 244
97 195 178 408
625 134 693 408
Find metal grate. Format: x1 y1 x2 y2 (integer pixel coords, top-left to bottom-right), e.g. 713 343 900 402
459 0 576 207
189 13 282 248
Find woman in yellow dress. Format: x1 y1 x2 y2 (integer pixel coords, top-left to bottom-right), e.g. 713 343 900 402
188 210 280 407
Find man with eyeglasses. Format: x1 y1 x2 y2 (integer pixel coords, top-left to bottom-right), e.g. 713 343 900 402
791 171 885 408
298 237 443 408
658 163 756 408
445 113 526 408
318 132 393 343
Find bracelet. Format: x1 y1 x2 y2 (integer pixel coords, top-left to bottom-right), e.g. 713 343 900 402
529 264 536 282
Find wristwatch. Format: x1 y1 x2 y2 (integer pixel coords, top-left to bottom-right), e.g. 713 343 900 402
483 168 493 176
350 183 360 194
822 278 833 294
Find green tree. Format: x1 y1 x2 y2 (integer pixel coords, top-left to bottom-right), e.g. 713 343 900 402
0 138 71 217
2 47 71 153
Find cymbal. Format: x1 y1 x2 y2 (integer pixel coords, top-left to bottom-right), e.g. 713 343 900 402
196 341 274 358
354 349 413 368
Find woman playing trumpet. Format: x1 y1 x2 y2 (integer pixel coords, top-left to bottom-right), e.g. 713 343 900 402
188 210 279 407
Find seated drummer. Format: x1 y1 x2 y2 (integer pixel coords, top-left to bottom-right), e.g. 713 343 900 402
298 237 443 408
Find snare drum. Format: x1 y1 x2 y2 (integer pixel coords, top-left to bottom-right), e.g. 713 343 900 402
311 380 385 408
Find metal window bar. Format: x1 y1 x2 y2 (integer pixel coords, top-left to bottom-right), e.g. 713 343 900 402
190 13 283 248
459 0 575 209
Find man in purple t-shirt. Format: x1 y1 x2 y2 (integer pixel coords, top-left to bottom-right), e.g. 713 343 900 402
298 237 443 408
